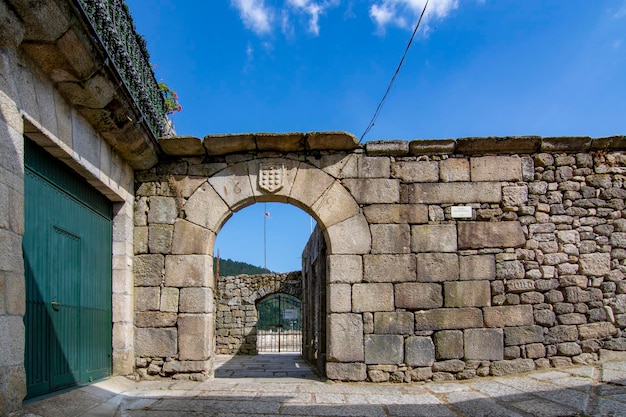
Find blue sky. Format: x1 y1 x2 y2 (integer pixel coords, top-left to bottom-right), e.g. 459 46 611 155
126 0 626 272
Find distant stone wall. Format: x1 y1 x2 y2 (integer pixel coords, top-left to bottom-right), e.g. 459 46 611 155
215 272 302 355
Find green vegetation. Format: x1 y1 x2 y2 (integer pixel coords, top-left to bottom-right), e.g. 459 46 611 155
215 258 269 276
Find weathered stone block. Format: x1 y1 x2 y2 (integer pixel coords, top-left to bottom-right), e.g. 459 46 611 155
417 253 459 282
256 132 305 152
545 325 579 344
343 179 399 204
160 287 179 313
328 284 352 313
578 322 617 340
465 328 504 360
434 330 463 359
409 139 455 155
0 317 24 367
165 255 212 287
439 158 469 182
365 140 409 156
504 326 544 346
459 255 495 280
148 224 173 254
364 335 404 364
392 161 438 182
444 281 491 307
363 254 416 282
357 156 390 178
415 308 483 330
178 314 212 360
502 185 528 207
363 204 428 224
135 328 177 357
135 312 177 328
162 360 212 374
394 282 443 310
371 224 410 254
483 305 533 328
352 283 394 312
325 362 366 381
184 182 231 233
471 156 522 181
203 133 255 155
208 162 254 210
328 255 362 283
133 226 148 254
497 261 526 280
405 336 435 367
432 359 465 373
134 254 164 287
411 224 457 252
306 131 359 150
458 222 526 249
148 196 177 224
179 287 214 313
326 214 372 255
134 286 160 311
311 180 360 229
408 182 502 204
172 219 211 255
490 359 535 376
579 253 611 276
328 314 364 362
374 312 414 334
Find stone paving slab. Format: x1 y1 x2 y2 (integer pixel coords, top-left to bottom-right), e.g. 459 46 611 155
23 355 626 417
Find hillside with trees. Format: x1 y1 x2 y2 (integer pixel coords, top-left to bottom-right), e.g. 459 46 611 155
215 258 269 276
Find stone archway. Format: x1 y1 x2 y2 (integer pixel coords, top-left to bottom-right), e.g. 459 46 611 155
169 158 371 378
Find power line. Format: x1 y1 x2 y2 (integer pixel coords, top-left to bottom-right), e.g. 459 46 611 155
359 0 430 143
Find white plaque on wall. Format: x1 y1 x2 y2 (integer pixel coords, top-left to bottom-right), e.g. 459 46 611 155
451 206 473 218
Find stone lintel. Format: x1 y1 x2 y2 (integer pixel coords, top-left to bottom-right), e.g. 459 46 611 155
256 132 305 152
409 139 456 155
159 136 205 156
365 140 409 156
541 136 592 152
305 131 359 151
590 136 626 150
456 136 541 154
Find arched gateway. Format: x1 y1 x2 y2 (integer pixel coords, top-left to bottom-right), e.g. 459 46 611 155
134 137 372 380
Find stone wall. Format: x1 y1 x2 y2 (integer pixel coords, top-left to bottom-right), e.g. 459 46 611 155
215 272 302 355
301 226 327 373
136 134 626 383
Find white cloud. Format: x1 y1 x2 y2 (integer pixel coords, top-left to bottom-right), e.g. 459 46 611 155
286 0 340 36
369 0 459 31
231 0 274 35
231 0 463 38
615 3 626 19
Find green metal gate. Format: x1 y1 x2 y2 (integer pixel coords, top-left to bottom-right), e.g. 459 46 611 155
23 140 113 399
256 293 302 353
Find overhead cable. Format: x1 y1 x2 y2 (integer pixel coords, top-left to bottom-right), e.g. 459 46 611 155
359 0 430 143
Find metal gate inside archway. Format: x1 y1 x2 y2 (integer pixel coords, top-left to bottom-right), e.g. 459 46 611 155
256 294 302 353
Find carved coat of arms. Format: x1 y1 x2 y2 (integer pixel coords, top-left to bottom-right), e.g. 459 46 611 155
258 163 284 193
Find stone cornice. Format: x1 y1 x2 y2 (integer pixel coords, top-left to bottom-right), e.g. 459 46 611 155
159 133 626 158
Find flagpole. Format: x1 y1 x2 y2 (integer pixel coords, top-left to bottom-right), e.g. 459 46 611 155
264 202 267 273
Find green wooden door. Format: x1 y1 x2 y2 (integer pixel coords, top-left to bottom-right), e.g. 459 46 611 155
23 140 113 399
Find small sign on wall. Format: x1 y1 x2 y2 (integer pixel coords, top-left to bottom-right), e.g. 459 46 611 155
451 206 473 219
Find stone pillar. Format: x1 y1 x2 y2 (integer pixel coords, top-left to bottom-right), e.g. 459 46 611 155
0 13 27 412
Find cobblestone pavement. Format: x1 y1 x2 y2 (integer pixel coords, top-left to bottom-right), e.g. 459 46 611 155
24 354 626 417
